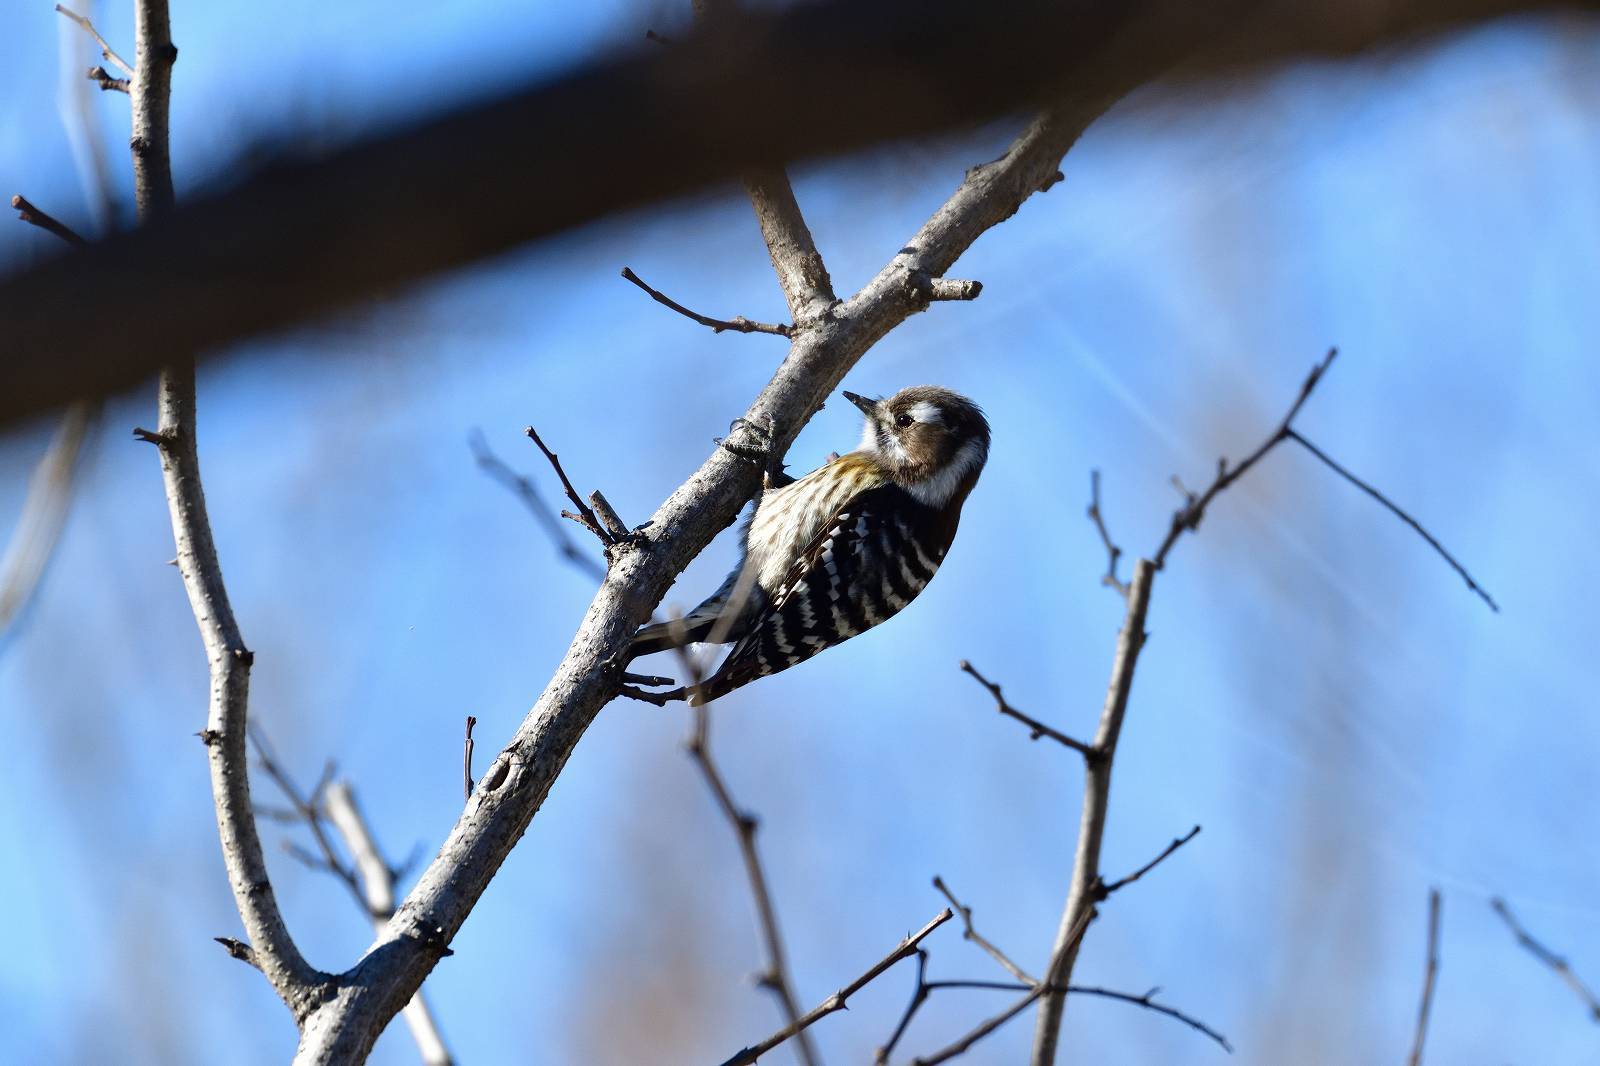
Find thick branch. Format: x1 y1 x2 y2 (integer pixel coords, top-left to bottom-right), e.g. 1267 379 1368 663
127 0 322 1020
718 909 953 1066
291 90 1111 1066
7 0 1589 427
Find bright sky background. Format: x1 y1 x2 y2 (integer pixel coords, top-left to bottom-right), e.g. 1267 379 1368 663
3 3 1599 1064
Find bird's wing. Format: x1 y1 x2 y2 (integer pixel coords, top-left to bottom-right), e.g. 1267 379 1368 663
689 483 949 703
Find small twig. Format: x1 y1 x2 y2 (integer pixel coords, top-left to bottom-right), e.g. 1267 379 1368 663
620 266 794 337
468 429 604 581
11 195 88 247
958 660 1096 758
1152 349 1337 567
906 270 984 305
588 489 631 542
931 875 1037 985
718 909 954 1066
1490 897 1600 1022
248 728 365 915
1086 470 1127 596
214 936 260 970
1097 826 1201 898
524 425 614 547
55 4 135 76
1407 888 1442 1066
88 65 130 92
462 716 477 801
1285 430 1498 612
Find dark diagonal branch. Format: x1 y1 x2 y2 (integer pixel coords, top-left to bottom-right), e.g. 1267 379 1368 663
1407 888 1442 1066
1098 826 1200 896
718 909 954 1066
1087 470 1127 596
958 660 1096 757
620 267 793 337
1150 349 1496 611
524 425 615 549
469 430 605 581
11 195 89 246
1285 430 1498 611
1491 897 1600 1022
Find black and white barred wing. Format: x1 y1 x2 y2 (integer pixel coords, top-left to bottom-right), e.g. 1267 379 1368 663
693 485 950 703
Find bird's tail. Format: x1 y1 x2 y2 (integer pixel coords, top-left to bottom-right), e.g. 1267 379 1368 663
628 568 764 661
630 614 721 658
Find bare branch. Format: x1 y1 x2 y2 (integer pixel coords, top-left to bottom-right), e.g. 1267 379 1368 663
1030 560 1153 1063
120 0 321 1020
1055 985 1231 1053
620 266 793 337
1491 897 1600 1023
1285 430 1498 612
1407 888 1442 1066
323 783 456 1066
55 4 135 76
0 400 96 646
912 980 1054 1066
88 65 131 92
249 729 365 914
524 425 614 548
958 660 1096 757
1097 825 1200 897
931 876 1037 984
675 643 817 1066
8 0 1600 427
11 195 89 247
215 937 260 970
462 716 477 801
875 949 932 1064
1086 470 1127 596
468 429 605 581
718 909 954 1066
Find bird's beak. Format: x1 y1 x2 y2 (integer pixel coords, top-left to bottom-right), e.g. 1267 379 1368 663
842 390 878 417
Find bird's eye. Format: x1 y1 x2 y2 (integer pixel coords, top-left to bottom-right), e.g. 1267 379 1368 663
894 412 914 428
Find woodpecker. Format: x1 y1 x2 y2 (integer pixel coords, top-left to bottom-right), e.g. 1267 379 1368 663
629 385 990 704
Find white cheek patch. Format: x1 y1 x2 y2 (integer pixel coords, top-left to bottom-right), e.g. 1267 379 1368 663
858 419 881 454
904 437 987 508
907 401 942 424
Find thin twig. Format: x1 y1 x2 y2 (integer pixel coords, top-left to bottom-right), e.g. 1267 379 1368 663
677 640 817 1066
718 909 954 1066
468 429 604 581
875 949 931 1064
1086 469 1127 596
11 195 88 246
249 728 366 915
931 875 1037 985
1286 430 1498 612
524 425 614 547
1491 897 1600 1022
55 4 135 76
1407 888 1442 1066
620 266 793 337
462 716 477 801
958 660 1097 758
1097 826 1200 897
88 65 131 92
1152 349 1338 568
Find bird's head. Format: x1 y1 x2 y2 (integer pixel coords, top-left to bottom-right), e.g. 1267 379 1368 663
843 385 990 508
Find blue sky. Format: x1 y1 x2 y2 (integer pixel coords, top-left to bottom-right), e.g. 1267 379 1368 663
3 3 1599 1064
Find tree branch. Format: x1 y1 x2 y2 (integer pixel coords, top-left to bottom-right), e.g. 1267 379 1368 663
931 876 1037 985
958 660 1097 757
717 909 954 1066
7 0 1580 427
122 0 323 1021
1086 470 1127 596
523 425 615 549
468 430 605 581
620 266 793 337
1407 888 1442 1066
462 716 477 802
11 194 89 246
55 4 135 76
1490 897 1600 1022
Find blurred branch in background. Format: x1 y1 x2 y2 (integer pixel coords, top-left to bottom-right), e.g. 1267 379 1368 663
1407 889 1442 1066
250 729 454 1065
1491 897 1600 1022
469 429 605 582
5 0 1600 428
